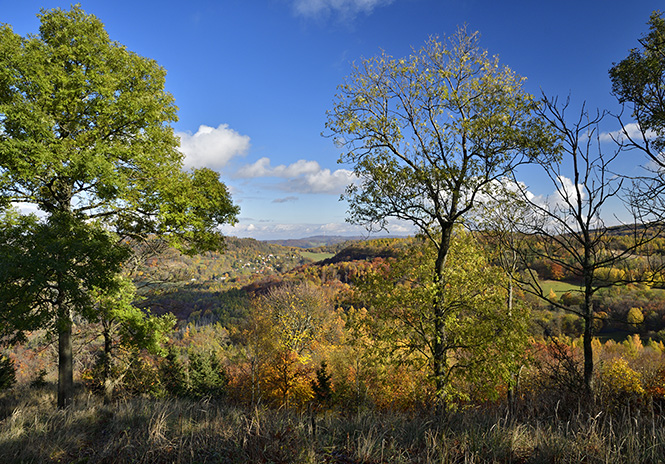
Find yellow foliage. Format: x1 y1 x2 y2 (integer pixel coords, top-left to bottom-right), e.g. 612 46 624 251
647 339 665 355
622 334 644 358
627 307 645 326
600 358 644 404
596 267 626 283
547 288 557 301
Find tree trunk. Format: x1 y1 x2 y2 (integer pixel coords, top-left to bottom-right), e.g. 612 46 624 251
57 306 74 409
433 223 454 414
506 273 516 414
582 248 595 399
102 326 113 404
583 309 594 398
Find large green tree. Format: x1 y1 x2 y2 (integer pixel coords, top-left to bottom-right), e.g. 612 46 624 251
609 10 665 162
609 11 665 225
326 27 555 408
0 6 238 407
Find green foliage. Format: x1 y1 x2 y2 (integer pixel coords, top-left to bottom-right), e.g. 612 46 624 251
0 5 237 406
157 347 227 399
357 231 530 404
159 347 189 397
609 11 665 155
327 26 554 408
560 314 584 337
326 28 554 236
311 360 333 407
0 210 129 343
96 276 176 354
188 351 228 399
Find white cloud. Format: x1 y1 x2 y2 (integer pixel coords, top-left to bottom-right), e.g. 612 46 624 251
177 124 250 170
237 157 321 178
601 123 665 171
600 122 659 144
292 0 394 18
272 196 299 203
552 175 585 207
236 157 357 194
11 202 46 218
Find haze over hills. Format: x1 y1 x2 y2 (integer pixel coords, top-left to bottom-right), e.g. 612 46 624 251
264 234 408 249
258 222 656 250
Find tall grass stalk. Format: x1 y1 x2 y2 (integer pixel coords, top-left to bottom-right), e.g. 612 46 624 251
3 385 665 462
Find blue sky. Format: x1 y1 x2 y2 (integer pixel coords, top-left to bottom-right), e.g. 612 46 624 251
2 0 661 239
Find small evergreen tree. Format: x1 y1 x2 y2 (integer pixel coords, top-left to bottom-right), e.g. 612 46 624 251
312 361 333 407
159 347 189 397
0 355 16 391
188 351 228 399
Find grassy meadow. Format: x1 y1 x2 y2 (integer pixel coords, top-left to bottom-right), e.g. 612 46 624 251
539 279 582 297
2 383 665 463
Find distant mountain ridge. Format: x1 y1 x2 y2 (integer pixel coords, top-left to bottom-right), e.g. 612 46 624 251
264 235 377 249
259 223 656 249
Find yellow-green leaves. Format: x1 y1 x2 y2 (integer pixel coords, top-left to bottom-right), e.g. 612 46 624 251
356 232 530 404
327 27 555 238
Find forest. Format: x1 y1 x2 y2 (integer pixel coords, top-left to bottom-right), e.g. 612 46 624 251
2 5 665 464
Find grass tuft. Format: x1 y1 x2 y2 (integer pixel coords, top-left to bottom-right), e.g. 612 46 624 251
3 385 665 462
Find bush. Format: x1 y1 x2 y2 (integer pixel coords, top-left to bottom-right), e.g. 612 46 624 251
122 354 162 397
29 368 48 389
82 350 162 399
599 358 644 408
312 361 333 407
159 348 228 399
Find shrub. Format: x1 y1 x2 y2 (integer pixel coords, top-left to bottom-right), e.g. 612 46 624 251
599 358 644 408
81 349 162 399
29 368 48 389
122 353 162 397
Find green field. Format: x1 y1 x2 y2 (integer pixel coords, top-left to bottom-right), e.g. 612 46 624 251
539 279 582 296
301 251 335 262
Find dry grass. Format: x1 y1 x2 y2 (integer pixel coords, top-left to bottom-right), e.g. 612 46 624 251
2 384 665 463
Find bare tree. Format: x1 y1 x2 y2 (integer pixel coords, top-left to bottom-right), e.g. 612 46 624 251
505 96 660 398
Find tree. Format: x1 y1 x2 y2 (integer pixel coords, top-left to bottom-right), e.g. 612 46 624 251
627 307 645 330
609 11 665 224
249 282 342 408
91 275 175 403
356 233 529 405
507 96 658 397
472 190 535 412
0 354 16 392
326 27 554 408
0 208 130 405
609 11 665 162
0 6 238 407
